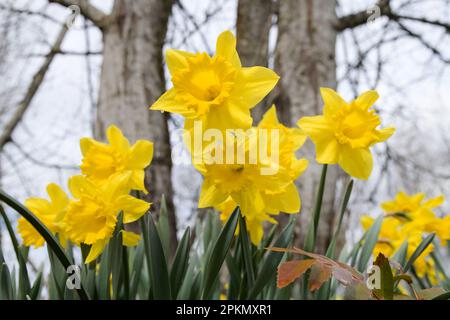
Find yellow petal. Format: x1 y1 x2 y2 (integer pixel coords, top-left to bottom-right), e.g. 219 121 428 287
204 102 252 131
376 127 395 142
258 105 279 128
165 49 194 74
46 183 69 211
215 30 241 68
297 116 334 143
129 140 153 169
423 195 445 209
130 170 147 193
85 239 108 264
106 125 130 153
320 87 347 116
103 171 132 201
264 182 300 214
199 178 228 208
115 195 150 224
232 67 279 108
290 128 308 150
121 230 141 247
246 218 264 245
355 90 379 110
150 88 193 116
68 175 96 199
231 186 265 218
17 217 45 248
80 137 96 156
315 138 340 164
338 146 373 180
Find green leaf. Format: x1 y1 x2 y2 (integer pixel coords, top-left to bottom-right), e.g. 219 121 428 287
170 227 191 298
0 262 14 300
130 242 145 299
392 240 408 267
108 214 124 299
357 215 383 272
238 214 256 292
147 214 171 299
249 217 295 299
201 206 239 299
29 271 43 300
0 189 90 300
432 291 450 300
0 205 31 299
156 195 171 264
373 253 394 300
404 233 435 273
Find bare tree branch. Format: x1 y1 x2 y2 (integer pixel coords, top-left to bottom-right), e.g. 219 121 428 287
336 0 450 32
48 0 109 29
0 24 69 150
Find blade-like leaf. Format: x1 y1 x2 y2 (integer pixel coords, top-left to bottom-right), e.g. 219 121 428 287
147 214 171 299
201 206 239 299
249 218 295 298
0 189 89 300
170 227 191 298
357 215 383 272
404 233 435 273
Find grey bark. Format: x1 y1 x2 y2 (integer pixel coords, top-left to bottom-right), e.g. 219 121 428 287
274 0 342 254
236 0 273 123
96 0 178 253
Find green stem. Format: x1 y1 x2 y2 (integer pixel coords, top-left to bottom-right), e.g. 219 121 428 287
304 164 328 252
0 189 90 300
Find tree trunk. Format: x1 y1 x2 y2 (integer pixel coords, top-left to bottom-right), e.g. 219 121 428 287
96 0 178 253
236 0 273 123
274 0 341 254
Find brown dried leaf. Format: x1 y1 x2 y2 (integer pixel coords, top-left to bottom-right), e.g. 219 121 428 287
277 259 316 288
309 264 332 292
268 246 364 290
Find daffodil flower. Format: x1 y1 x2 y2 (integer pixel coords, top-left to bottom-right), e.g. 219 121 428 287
18 183 69 248
298 88 395 179
361 192 447 284
80 125 153 193
64 173 150 263
198 106 308 245
150 31 279 131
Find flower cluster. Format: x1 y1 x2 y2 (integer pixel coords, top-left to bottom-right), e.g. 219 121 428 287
151 30 397 244
17 125 153 263
151 31 309 244
361 192 450 282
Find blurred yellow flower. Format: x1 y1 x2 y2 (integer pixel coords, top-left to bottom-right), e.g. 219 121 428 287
64 173 150 263
18 183 69 248
80 125 153 193
361 192 448 282
150 30 279 131
297 88 395 179
199 106 308 245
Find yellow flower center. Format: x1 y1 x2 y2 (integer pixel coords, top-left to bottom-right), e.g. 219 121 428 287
81 144 126 181
66 195 116 244
172 53 237 116
332 103 381 148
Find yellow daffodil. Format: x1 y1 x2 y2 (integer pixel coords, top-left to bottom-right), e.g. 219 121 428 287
18 183 69 248
64 173 150 263
150 31 279 131
297 88 395 179
197 106 307 245
80 125 153 193
361 192 448 281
